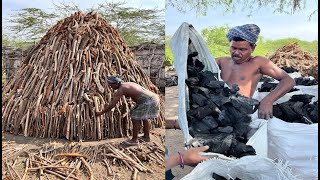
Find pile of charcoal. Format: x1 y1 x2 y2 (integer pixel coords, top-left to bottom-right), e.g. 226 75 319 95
258 76 318 92
186 52 259 158
273 94 318 124
258 82 299 92
165 73 178 87
294 77 318 86
212 172 241 180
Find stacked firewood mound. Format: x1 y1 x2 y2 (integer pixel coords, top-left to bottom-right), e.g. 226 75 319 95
2 11 164 141
186 53 259 158
268 42 318 80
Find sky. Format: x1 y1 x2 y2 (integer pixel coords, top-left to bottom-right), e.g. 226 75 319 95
165 1 318 42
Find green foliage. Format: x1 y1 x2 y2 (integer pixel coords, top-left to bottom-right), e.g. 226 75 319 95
165 26 318 66
166 0 315 17
165 35 174 66
6 8 58 41
2 34 35 48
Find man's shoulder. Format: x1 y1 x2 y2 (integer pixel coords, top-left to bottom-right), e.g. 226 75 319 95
216 56 231 64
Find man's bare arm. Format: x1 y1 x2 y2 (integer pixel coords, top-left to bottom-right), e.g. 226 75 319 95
97 88 124 115
260 58 295 103
258 58 295 119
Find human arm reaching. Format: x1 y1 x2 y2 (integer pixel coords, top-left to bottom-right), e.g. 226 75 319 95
95 89 123 116
259 58 295 119
165 146 209 171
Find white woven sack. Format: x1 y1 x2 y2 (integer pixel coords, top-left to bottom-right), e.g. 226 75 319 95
268 118 318 180
181 156 299 180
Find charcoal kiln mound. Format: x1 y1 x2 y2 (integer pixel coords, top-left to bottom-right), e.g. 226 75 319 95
267 42 318 80
2 11 165 141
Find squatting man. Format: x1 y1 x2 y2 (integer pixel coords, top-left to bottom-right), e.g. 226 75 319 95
216 24 295 119
95 75 160 146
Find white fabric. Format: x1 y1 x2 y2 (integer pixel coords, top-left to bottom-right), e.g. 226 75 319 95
170 22 221 144
181 156 299 180
246 112 268 157
268 118 318 180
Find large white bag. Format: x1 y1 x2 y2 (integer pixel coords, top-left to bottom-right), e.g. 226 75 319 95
268 118 318 180
170 22 221 144
181 156 299 180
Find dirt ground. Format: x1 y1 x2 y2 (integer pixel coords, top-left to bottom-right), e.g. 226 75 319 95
165 86 194 179
2 127 165 180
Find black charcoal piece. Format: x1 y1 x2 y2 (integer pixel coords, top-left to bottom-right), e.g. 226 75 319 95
282 67 298 73
229 96 255 114
206 100 221 117
202 116 218 129
199 71 218 86
217 126 233 133
209 95 230 106
194 59 204 71
187 65 199 77
273 105 283 119
206 80 225 89
294 77 318 86
229 142 256 158
197 87 210 98
195 105 213 119
230 84 240 94
278 102 298 122
191 104 199 109
187 108 198 116
186 114 197 125
192 121 211 134
259 82 298 93
204 134 234 155
191 93 207 107
259 76 275 83
212 172 227 180
185 77 200 87
291 101 306 117
289 94 315 104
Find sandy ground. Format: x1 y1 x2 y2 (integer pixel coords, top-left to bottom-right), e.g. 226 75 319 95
165 86 194 179
2 127 165 180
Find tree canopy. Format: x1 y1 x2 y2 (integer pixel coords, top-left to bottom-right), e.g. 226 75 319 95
4 1 164 47
166 0 317 18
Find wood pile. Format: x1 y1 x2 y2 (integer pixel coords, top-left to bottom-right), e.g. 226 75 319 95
2 140 165 179
2 11 165 141
267 42 318 80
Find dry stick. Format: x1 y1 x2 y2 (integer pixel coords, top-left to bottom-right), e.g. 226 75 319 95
21 158 29 180
8 163 22 180
93 96 102 140
80 157 93 180
5 160 15 180
93 63 104 94
102 159 114 176
44 169 67 179
132 168 138 180
64 159 79 180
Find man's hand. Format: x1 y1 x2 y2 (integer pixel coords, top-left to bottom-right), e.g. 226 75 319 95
258 99 273 119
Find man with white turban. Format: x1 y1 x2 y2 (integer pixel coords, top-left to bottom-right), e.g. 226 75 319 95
217 24 295 119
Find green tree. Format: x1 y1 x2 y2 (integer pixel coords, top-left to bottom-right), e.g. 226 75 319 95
5 1 164 47
6 8 59 41
166 0 317 17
